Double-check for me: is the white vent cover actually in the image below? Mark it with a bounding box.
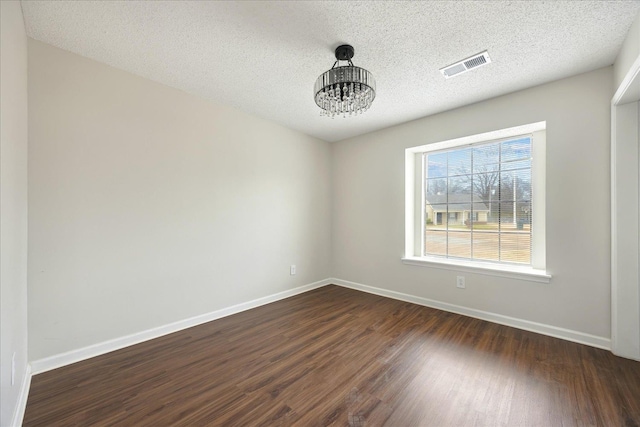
[440,51,491,79]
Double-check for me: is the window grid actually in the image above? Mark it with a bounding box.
[423,136,532,265]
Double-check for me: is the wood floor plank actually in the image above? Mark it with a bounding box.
[23,285,640,426]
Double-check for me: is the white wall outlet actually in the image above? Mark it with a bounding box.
[290,265,296,275]
[11,352,16,386]
[456,276,465,289]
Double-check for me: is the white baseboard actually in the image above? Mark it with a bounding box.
[30,279,331,375]
[11,364,32,427]
[30,276,612,378]
[331,278,611,350]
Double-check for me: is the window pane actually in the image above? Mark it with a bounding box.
[499,201,516,227]
[473,144,499,174]
[501,158,531,171]
[512,169,531,201]
[425,230,447,256]
[517,200,531,224]
[447,203,470,228]
[472,172,499,213]
[500,231,531,264]
[425,204,447,227]
[448,148,471,176]
[473,231,499,261]
[472,202,491,225]
[426,152,447,178]
[448,175,471,197]
[516,201,532,236]
[501,137,531,162]
[499,171,516,201]
[448,231,471,259]
[426,178,447,199]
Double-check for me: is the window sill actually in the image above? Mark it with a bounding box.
[401,256,551,283]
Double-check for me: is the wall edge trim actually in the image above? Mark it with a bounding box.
[612,54,640,105]
[11,363,32,427]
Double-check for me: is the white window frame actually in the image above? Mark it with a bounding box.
[403,122,551,283]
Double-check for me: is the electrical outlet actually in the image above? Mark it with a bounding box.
[11,352,16,386]
[290,265,296,275]
[456,276,465,289]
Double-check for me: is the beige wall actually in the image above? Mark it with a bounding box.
[332,67,613,338]
[1,2,29,426]
[28,40,332,361]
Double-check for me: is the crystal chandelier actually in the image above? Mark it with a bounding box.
[314,44,376,118]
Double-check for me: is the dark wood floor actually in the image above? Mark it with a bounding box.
[24,285,640,426]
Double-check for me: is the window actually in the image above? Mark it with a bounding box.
[403,122,549,282]
[424,136,532,264]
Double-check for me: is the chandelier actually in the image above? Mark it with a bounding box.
[314,44,376,118]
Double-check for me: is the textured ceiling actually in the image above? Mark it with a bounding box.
[21,1,640,142]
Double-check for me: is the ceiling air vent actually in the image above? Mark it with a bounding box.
[440,51,491,79]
